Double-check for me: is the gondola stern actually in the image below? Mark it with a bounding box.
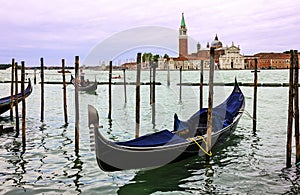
[27,78,33,94]
[233,77,242,93]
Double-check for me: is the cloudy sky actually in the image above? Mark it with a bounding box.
[0,0,299,66]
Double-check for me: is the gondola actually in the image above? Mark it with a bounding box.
[57,70,71,74]
[70,75,97,93]
[88,79,245,172]
[112,75,121,79]
[0,79,33,115]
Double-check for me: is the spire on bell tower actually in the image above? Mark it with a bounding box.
[181,13,186,28]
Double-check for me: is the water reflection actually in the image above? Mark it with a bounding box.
[60,126,84,194]
[1,70,293,194]
[281,167,300,194]
[2,136,27,191]
[117,157,199,194]
[70,153,83,193]
[117,129,244,194]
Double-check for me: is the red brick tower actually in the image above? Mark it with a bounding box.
[179,13,188,57]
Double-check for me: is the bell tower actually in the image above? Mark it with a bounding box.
[179,13,188,57]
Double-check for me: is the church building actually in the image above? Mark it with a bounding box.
[219,42,245,69]
[158,13,245,70]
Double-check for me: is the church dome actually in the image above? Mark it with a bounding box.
[211,34,222,48]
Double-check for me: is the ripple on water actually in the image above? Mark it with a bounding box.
[0,70,299,194]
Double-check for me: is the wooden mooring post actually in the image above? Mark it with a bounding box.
[206,47,215,161]
[200,60,204,110]
[34,69,37,85]
[293,50,299,164]
[152,63,156,127]
[74,56,80,153]
[14,62,19,136]
[122,68,127,104]
[62,59,68,125]
[108,61,112,119]
[167,65,170,86]
[21,61,26,146]
[150,64,153,105]
[253,58,258,132]
[286,50,299,167]
[135,53,141,138]
[179,66,182,103]
[40,58,44,122]
[10,58,15,121]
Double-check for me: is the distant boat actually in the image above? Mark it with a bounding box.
[112,75,121,79]
[70,75,97,93]
[57,70,71,74]
[88,79,245,172]
[0,79,33,115]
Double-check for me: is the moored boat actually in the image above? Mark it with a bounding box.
[0,79,33,115]
[88,79,245,172]
[70,75,97,93]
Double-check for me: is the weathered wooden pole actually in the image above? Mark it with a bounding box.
[34,69,37,85]
[74,56,80,153]
[286,50,294,168]
[293,50,299,164]
[40,58,44,122]
[150,64,153,105]
[14,62,19,136]
[10,58,15,121]
[253,58,258,132]
[200,60,204,109]
[21,61,26,146]
[206,47,215,160]
[152,64,156,104]
[62,59,68,125]
[135,53,142,138]
[108,61,112,119]
[179,66,182,103]
[123,68,127,104]
[167,65,170,86]
[152,63,156,127]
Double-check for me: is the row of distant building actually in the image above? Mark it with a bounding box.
[120,13,299,70]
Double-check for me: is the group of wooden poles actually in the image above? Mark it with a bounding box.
[6,49,255,158]
[9,59,27,147]
[286,50,299,168]
[6,49,299,165]
[7,57,69,150]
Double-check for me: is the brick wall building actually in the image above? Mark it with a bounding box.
[254,53,290,69]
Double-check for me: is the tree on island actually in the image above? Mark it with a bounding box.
[142,52,170,62]
[163,54,169,59]
[153,54,160,62]
[283,50,300,54]
[142,53,153,62]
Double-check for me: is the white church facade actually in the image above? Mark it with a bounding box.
[218,43,245,69]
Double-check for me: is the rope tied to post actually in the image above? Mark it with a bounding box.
[187,136,212,156]
[243,109,256,121]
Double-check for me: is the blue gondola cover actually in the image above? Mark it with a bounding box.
[116,130,187,147]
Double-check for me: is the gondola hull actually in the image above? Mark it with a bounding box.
[0,80,33,115]
[78,81,97,92]
[92,113,242,172]
[89,79,245,172]
[70,75,97,93]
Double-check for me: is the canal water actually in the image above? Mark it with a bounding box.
[0,69,299,194]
